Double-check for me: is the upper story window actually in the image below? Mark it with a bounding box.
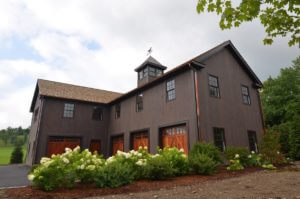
[34,107,39,122]
[208,75,220,98]
[149,67,156,77]
[156,68,162,76]
[241,85,251,105]
[143,68,148,78]
[139,71,143,80]
[136,93,143,112]
[213,127,226,151]
[92,106,103,121]
[139,67,163,80]
[166,79,176,101]
[115,103,121,119]
[63,103,74,118]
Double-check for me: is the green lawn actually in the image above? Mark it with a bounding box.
[0,146,27,165]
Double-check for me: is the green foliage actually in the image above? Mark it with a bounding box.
[10,144,23,164]
[196,0,300,46]
[259,132,285,165]
[247,152,262,167]
[158,147,189,176]
[144,155,174,180]
[261,57,300,159]
[189,142,222,163]
[226,154,244,171]
[188,153,219,175]
[225,146,250,166]
[95,161,135,188]
[0,126,29,147]
[262,163,276,170]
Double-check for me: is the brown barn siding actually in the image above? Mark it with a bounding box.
[197,48,264,148]
[107,70,198,154]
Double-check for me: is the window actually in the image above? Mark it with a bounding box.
[92,106,103,120]
[143,67,148,78]
[208,75,220,98]
[139,71,143,80]
[241,85,251,105]
[166,79,176,101]
[248,131,258,153]
[149,67,156,77]
[115,103,121,119]
[136,93,143,112]
[34,107,39,122]
[213,127,226,151]
[63,103,74,118]
[156,69,162,76]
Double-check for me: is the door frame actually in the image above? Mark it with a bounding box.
[129,128,150,151]
[110,133,124,156]
[46,135,82,156]
[158,121,190,152]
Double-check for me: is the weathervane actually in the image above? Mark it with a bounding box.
[147,47,152,56]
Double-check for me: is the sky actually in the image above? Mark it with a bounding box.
[0,0,299,129]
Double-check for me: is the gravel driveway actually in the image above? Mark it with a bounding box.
[0,164,31,188]
[88,170,300,199]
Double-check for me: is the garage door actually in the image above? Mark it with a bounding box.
[112,136,124,155]
[89,139,101,154]
[132,132,149,151]
[47,137,80,157]
[162,125,188,155]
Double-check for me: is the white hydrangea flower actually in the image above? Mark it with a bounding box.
[248,155,252,158]
[235,154,240,159]
[152,154,160,158]
[136,159,147,166]
[87,160,91,164]
[124,153,131,159]
[28,174,35,181]
[182,154,187,158]
[80,164,85,170]
[137,153,142,157]
[40,157,51,164]
[86,165,96,171]
[43,160,53,168]
[277,151,280,154]
[251,151,255,154]
[65,147,72,152]
[138,146,143,150]
[106,156,115,164]
[180,148,185,153]
[144,146,148,150]
[73,146,80,152]
[51,154,56,158]
[62,157,69,164]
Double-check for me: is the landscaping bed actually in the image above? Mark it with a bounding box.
[4,166,265,199]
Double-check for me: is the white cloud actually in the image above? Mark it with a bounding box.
[0,0,298,129]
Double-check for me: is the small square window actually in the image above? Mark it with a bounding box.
[241,85,251,105]
[63,103,74,118]
[208,75,220,98]
[92,106,103,120]
[213,127,226,151]
[166,80,175,101]
[136,93,143,112]
[115,103,121,119]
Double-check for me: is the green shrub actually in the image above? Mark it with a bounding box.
[95,161,135,188]
[144,155,174,180]
[260,132,285,164]
[158,147,189,176]
[188,153,218,175]
[247,152,262,167]
[10,144,23,164]
[225,146,250,166]
[289,116,300,160]
[226,154,244,171]
[189,142,222,163]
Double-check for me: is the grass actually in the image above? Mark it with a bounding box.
[0,146,27,165]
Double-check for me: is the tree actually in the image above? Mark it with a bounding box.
[196,0,300,46]
[10,144,24,164]
[261,56,300,159]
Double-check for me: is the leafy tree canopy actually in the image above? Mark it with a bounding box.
[261,56,300,159]
[196,0,300,46]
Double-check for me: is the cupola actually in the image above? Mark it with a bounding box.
[135,56,167,87]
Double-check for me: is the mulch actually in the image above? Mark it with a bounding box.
[4,166,270,199]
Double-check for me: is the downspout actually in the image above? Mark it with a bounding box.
[189,64,201,142]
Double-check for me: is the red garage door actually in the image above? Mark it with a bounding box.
[112,136,124,155]
[89,139,101,154]
[47,137,80,157]
[162,125,188,155]
[132,132,149,151]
